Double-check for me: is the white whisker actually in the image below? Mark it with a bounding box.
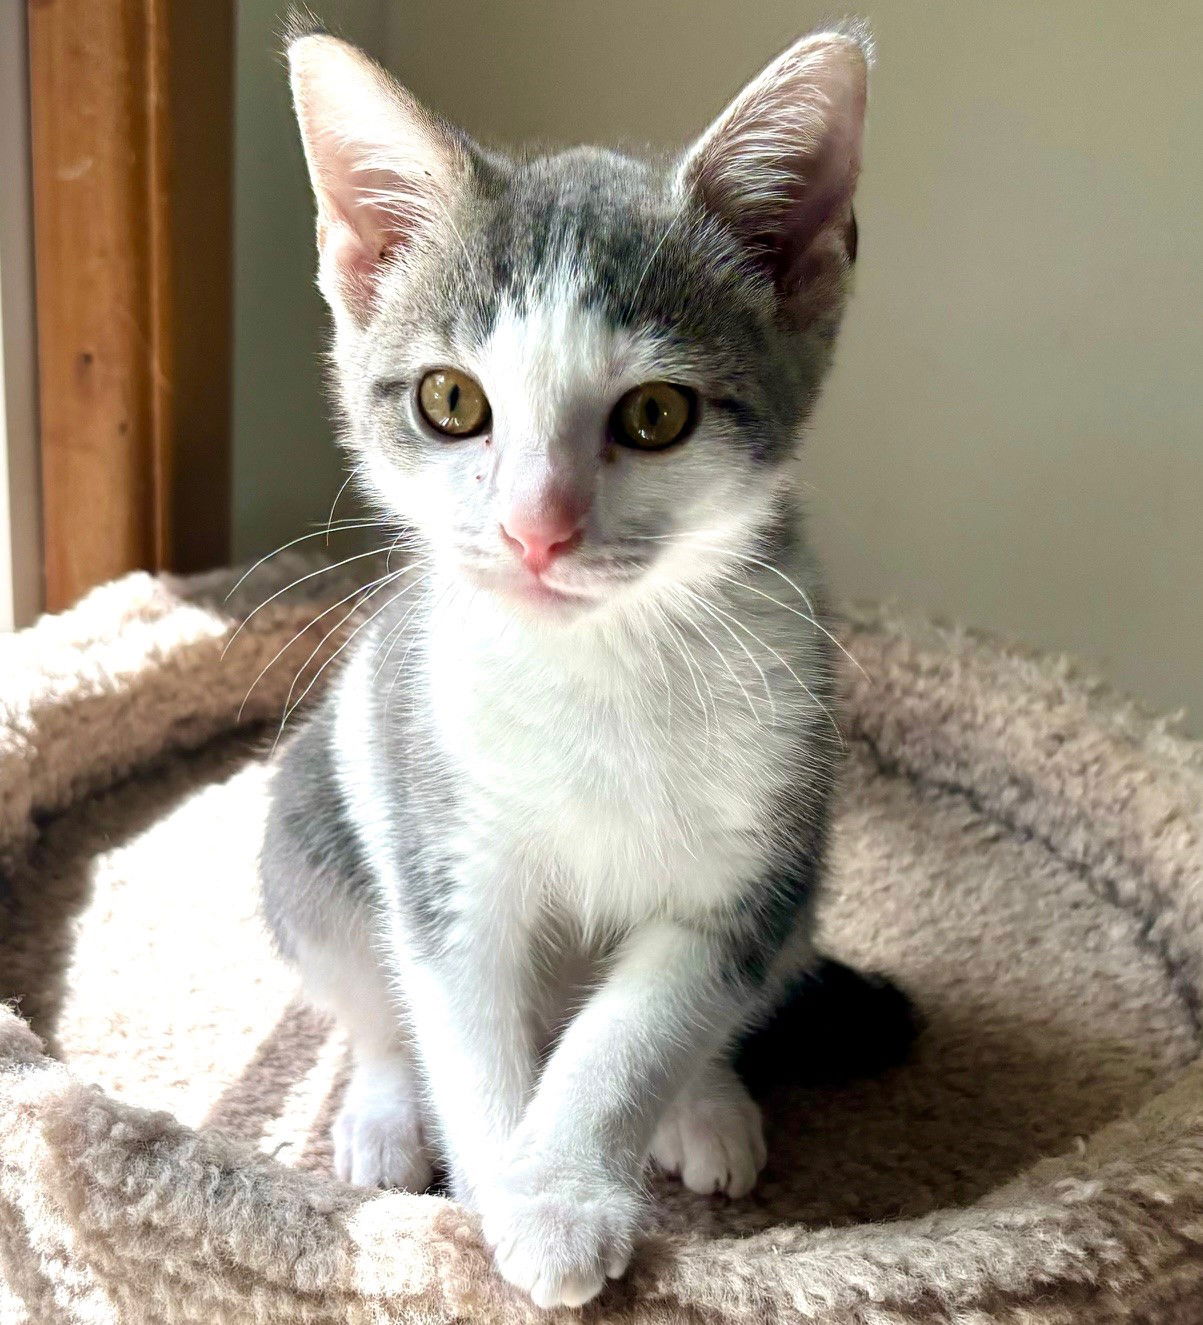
[222,546,391,658]
[672,586,763,725]
[237,562,410,721]
[371,570,435,681]
[712,603,844,748]
[274,567,431,751]
[278,548,423,723]
[323,467,364,543]
[677,586,777,724]
[385,577,458,724]
[628,528,867,678]
[224,519,388,602]
[720,554,868,679]
[657,604,717,749]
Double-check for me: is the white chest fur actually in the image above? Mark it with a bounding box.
[424,595,794,929]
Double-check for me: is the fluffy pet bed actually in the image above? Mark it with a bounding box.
[2,560,1202,1324]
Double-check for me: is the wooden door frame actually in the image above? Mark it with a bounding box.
[27,0,234,613]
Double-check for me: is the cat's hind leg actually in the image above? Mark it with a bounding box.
[261,711,434,1192]
[305,933,433,1191]
[650,958,918,1198]
[649,1057,766,1198]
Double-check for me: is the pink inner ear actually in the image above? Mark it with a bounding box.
[319,167,434,320]
[771,110,864,289]
[681,35,867,299]
[323,218,386,315]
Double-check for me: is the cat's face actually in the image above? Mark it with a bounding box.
[344,152,821,619]
[290,29,867,622]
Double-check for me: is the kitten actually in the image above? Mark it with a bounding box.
[262,22,886,1309]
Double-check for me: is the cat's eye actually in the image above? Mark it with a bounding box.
[417,368,491,437]
[611,382,697,451]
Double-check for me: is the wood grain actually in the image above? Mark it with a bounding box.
[28,0,232,611]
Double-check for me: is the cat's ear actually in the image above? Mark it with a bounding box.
[288,33,470,324]
[678,29,869,311]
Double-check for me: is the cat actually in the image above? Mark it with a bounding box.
[261,20,900,1310]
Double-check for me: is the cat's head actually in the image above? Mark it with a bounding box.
[290,25,868,621]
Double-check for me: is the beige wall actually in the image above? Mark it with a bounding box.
[232,0,387,562]
[0,0,40,630]
[234,2,1201,729]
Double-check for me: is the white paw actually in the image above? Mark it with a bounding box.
[481,1168,641,1309]
[650,1068,766,1198]
[333,1057,433,1191]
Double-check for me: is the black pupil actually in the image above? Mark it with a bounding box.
[644,396,662,428]
[447,383,461,413]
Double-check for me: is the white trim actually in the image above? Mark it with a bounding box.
[0,3,41,630]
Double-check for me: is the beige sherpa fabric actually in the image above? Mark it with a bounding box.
[1,560,1202,1323]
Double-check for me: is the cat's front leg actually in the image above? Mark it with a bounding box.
[396,874,538,1204]
[480,920,754,1309]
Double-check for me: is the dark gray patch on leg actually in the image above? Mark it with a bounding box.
[259,700,376,960]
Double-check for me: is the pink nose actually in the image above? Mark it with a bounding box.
[500,506,585,574]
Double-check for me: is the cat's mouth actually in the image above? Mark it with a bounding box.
[493,565,606,610]
[450,538,658,616]
[456,556,632,614]
[511,575,594,606]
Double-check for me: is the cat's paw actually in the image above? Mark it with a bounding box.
[481,1167,641,1308]
[650,1068,766,1198]
[333,1057,433,1191]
